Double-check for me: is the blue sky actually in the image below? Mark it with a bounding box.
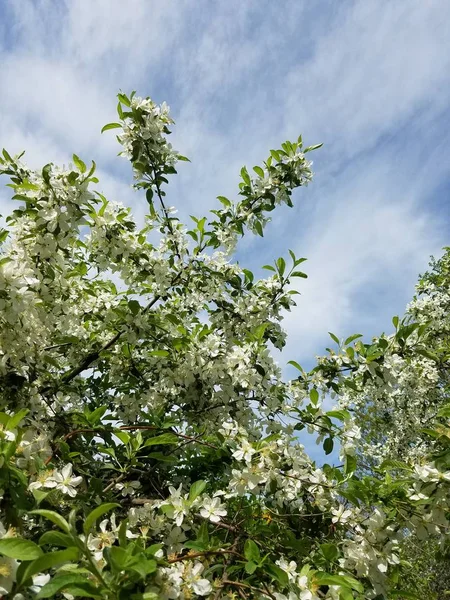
[0,1,449,381]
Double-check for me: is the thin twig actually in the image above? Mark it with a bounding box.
[168,549,243,564]
[62,425,217,449]
[221,580,275,599]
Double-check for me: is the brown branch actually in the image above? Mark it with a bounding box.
[104,473,125,493]
[214,531,241,599]
[43,424,217,466]
[168,549,243,564]
[131,498,154,505]
[62,424,216,449]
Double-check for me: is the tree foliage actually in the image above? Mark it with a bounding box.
[0,91,448,599]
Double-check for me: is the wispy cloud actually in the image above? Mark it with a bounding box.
[0,0,448,374]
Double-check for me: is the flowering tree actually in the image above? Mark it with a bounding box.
[329,248,450,598]
[0,91,448,600]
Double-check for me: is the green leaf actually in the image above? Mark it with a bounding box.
[245,561,257,574]
[147,452,177,463]
[6,408,28,430]
[217,195,231,207]
[378,459,411,472]
[304,143,323,153]
[244,539,260,563]
[130,558,157,579]
[291,271,307,278]
[276,257,286,276]
[39,531,74,548]
[240,166,251,186]
[36,575,100,599]
[323,437,334,455]
[265,562,289,586]
[344,454,357,475]
[328,332,340,344]
[189,480,206,502]
[31,489,50,506]
[288,360,303,373]
[18,548,79,585]
[143,433,178,447]
[146,543,163,557]
[107,546,135,572]
[315,573,363,592]
[437,404,450,418]
[326,410,350,421]
[58,584,102,598]
[42,163,52,184]
[30,510,71,534]
[253,166,264,178]
[130,593,159,600]
[87,406,107,426]
[270,149,280,161]
[114,430,130,444]
[72,154,86,173]
[118,518,129,548]
[149,350,170,357]
[128,299,141,315]
[255,363,266,377]
[117,93,131,107]
[101,122,122,133]
[343,378,359,392]
[339,588,354,600]
[83,503,120,535]
[344,333,363,345]
[0,538,43,560]
[2,148,13,162]
[254,220,264,237]
[320,543,339,562]
[309,388,319,405]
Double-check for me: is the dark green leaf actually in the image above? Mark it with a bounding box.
[128,299,141,315]
[323,437,334,455]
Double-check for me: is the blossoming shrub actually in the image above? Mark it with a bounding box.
[0,91,448,599]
